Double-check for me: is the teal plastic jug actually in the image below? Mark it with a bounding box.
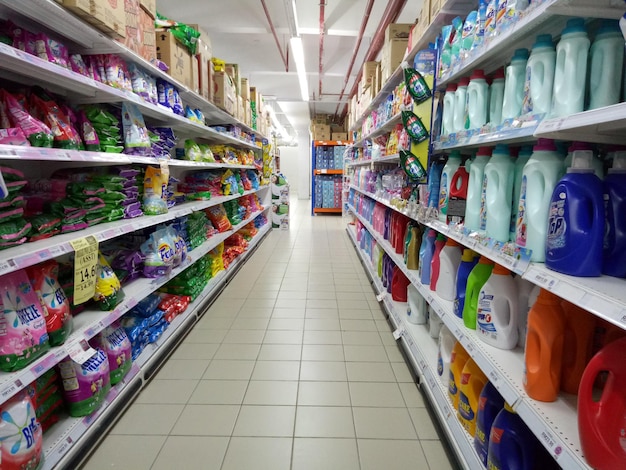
[453,77,470,132]
[484,144,515,242]
[510,145,532,241]
[515,139,564,262]
[589,20,625,110]
[489,68,505,125]
[564,141,604,179]
[438,151,463,222]
[551,18,590,117]
[522,35,556,115]
[502,49,528,121]
[466,147,492,232]
[442,83,457,136]
[467,69,489,129]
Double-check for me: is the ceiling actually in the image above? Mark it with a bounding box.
[158,0,425,138]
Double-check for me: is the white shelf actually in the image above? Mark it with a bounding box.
[345,154,400,168]
[351,113,403,148]
[41,222,271,469]
[347,207,591,469]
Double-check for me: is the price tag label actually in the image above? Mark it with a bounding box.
[66,337,97,365]
[70,236,99,305]
[321,169,328,174]
[532,271,556,290]
[0,258,16,275]
[465,341,475,353]
[55,437,73,457]
[489,370,500,384]
[1,381,18,400]
[392,328,403,340]
[540,428,558,452]
[428,376,437,389]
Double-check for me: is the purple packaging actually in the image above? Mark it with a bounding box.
[94,325,132,385]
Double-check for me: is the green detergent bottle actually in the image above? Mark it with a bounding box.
[462,256,494,330]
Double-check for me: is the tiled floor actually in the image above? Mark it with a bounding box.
[83,198,457,470]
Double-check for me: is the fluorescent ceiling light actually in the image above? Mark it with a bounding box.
[283,0,299,36]
[290,37,309,102]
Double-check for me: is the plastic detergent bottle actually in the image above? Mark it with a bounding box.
[454,249,478,318]
[438,151,463,222]
[523,289,565,402]
[578,336,626,470]
[404,224,422,270]
[560,302,595,395]
[463,256,494,330]
[502,49,529,121]
[603,151,626,278]
[484,144,515,242]
[429,234,447,291]
[436,238,463,301]
[466,147,492,232]
[449,342,471,410]
[515,277,536,349]
[452,77,470,132]
[391,267,410,302]
[428,158,445,209]
[407,284,428,325]
[546,150,604,277]
[458,358,488,436]
[429,305,443,338]
[437,325,456,386]
[489,68,505,125]
[589,20,625,110]
[510,145,532,241]
[564,141,603,179]
[447,165,469,225]
[475,381,505,467]
[515,139,564,262]
[477,264,519,350]
[419,229,437,285]
[466,69,489,129]
[522,34,556,115]
[442,83,457,135]
[551,18,590,118]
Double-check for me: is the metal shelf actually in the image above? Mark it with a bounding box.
[345,154,400,168]
[314,208,342,213]
[351,113,403,148]
[314,169,343,175]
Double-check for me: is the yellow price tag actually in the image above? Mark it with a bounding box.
[70,235,99,305]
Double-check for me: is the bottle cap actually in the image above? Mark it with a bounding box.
[504,402,515,413]
[562,17,587,35]
[492,67,505,80]
[596,19,622,37]
[461,249,475,262]
[478,255,495,265]
[533,138,557,152]
[458,77,470,87]
[446,83,458,92]
[470,69,487,80]
[509,146,520,158]
[609,151,626,174]
[493,144,510,156]
[449,150,463,160]
[519,145,533,157]
[476,146,493,157]
[492,264,511,276]
[568,141,594,153]
[568,150,595,174]
[512,48,529,61]
[445,238,460,247]
[427,230,437,239]
[436,233,447,241]
[533,34,554,49]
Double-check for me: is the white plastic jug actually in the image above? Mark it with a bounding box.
[551,18,590,118]
[522,35,555,115]
[588,20,624,110]
[502,48,528,121]
[515,276,536,349]
[476,264,519,349]
[466,147,492,232]
[438,326,456,386]
[510,145,532,241]
[438,151,463,222]
[407,284,428,325]
[429,305,443,339]
[515,139,564,262]
[489,68,505,125]
[442,83,457,136]
[467,69,489,129]
[436,239,463,301]
[453,77,470,132]
[484,144,515,242]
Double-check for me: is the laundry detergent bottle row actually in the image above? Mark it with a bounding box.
[466,147,492,232]
[453,77,470,133]
[603,151,626,278]
[502,48,528,121]
[436,238,463,301]
[489,68,505,126]
[475,381,505,466]
[463,256,494,330]
[588,20,625,110]
[522,34,555,115]
[484,144,514,242]
[454,249,479,318]
[561,301,595,395]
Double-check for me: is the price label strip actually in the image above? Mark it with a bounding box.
[70,236,99,305]
[66,337,98,365]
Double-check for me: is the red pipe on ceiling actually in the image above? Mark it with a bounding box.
[261,0,289,72]
[319,1,326,97]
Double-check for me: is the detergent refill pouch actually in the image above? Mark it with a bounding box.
[402,111,429,143]
[0,393,43,470]
[121,102,151,155]
[93,254,124,311]
[404,68,432,104]
[400,150,427,181]
[461,11,478,56]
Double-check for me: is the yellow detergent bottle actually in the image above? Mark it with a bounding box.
[449,341,471,410]
[458,358,488,436]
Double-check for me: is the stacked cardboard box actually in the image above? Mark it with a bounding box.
[156,29,193,88]
[139,8,156,61]
[213,72,237,115]
[409,4,431,53]
[60,0,125,38]
[187,24,213,100]
[380,23,411,85]
[311,114,332,141]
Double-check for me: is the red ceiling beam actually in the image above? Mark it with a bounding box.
[261,0,289,72]
[319,0,326,97]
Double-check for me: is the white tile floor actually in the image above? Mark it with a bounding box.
[83,198,457,470]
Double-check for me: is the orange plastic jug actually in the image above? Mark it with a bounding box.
[449,341,471,410]
[578,337,626,470]
[560,301,595,395]
[458,358,488,436]
[523,289,565,402]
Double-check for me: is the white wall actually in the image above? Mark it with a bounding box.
[278,146,299,196]
[278,132,312,200]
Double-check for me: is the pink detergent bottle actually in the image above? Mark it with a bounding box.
[430,234,447,291]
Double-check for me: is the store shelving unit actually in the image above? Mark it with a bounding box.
[312,140,349,215]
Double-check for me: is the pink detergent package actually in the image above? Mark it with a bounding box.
[27,260,72,346]
[1,90,53,147]
[57,348,111,417]
[93,324,132,385]
[0,393,43,470]
[0,270,50,372]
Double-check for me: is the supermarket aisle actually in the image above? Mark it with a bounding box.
[84,198,457,470]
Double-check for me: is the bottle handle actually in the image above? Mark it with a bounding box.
[579,358,603,410]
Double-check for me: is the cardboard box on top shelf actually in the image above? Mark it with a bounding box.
[430,0,443,20]
[189,25,212,99]
[385,23,413,42]
[361,61,379,90]
[119,0,141,55]
[238,95,244,122]
[60,0,125,39]
[140,8,156,62]
[225,64,240,94]
[250,86,259,105]
[240,78,250,101]
[156,29,193,88]
[381,38,408,84]
[187,24,213,56]
[213,71,236,115]
[375,62,382,94]
[332,132,348,141]
[139,0,156,19]
[409,5,431,53]
[192,53,200,95]
[245,100,251,126]
[207,59,215,101]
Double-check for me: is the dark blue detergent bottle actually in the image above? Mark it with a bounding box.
[546,150,605,276]
[603,151,626,277]
[454,248,478,318]
[419,229,437,285]
[428,158,445,210]
[474,381,505,467]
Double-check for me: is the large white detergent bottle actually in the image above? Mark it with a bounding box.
[551,18,590,118]
[588,20,625,110]
[477,264,519,350]
[436,239,463,301]
[522,35,556,115]
[515,138,565,262]
[466,147,492,232]
[502,49,529,121]
[442,83,457,136]
[438,151,463,222]
[453,77,470,133]
[407,284,428,325]
[484,144,515,242]
[467,69,489,129]
[437,325,456,386]
[510,145,533,241]
[489,68,505,126]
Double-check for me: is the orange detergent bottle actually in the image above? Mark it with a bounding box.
[578,337,626,470]
[449,341,471,410]
[523,289,565,402]
[560,301,595,395]
[458,358,488,436]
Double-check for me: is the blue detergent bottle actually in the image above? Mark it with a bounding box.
[546,150,605,276]
[474,381,505,467]
[428,158,446,209]
[419,229,437,285]
[603,151,626,277]
[454,248,478,318]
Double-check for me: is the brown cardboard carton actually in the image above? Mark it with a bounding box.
[225,64,240,94]
[431,0,443,20]
[313,131,331,141]
[207,60,215,101]
[192,53,200,95]
[213,71,236,115]
[139,0,156,19]
[120,0,141,55]
[245,100,251,126]
[140,9,156,61]
[187,24,213,58]
[61,0,125,38]
[250,87,259,105]
[156,29,193,88]
[385,23,413,42]
[331,132,348,141]
[381,38,408,79]
[240,78,250,101]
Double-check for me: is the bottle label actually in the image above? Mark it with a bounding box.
[459,390,475,421]
[480,173,488,230]
[477,291,497,339]
[439,173,448,214]
[516,175,528,246]
[437,351,443,377]
[546,192,567,250]
[522,65,532,114]
[449,369,458,396]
